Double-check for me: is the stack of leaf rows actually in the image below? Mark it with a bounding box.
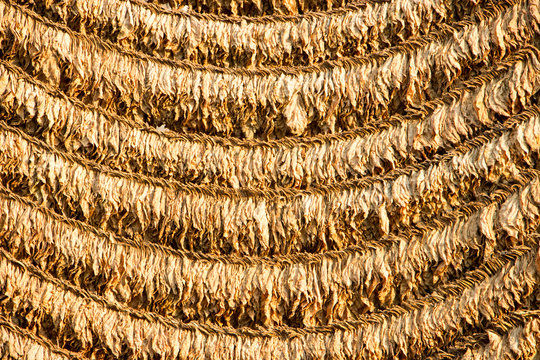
[0,0,539,358]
